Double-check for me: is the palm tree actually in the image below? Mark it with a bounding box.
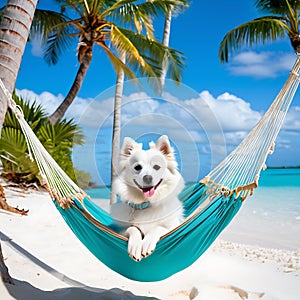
[31,0,187,125]
[0,0,38,284]
[219,0,300,63]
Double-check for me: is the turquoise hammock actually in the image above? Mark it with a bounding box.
[53,183,242,281]
[1,56,299,282]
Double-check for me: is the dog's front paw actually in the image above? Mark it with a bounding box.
[126,226,143,262]
[141,235,159,258]
[128,241,143,262]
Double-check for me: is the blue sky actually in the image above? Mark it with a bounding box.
[8,0,300,185]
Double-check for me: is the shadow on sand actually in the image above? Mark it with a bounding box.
[5,279,160,300]
[1,232,160,299]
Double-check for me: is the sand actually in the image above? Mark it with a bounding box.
[0,185,299,300]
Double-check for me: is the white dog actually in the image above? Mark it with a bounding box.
[110,135,185,261]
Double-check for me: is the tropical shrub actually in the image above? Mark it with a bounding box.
[0,93,86,185]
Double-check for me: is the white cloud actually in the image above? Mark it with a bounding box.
[201,91,262,131]
[16,87,300,154]
[224,131,248,146]
[16,88,95,120]
[228,51,295,78]
[282,105,300,131]
[233,51,269,64]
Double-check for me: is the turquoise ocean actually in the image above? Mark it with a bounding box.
[86,168,300,251]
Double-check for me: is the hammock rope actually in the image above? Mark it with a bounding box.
[209,61,300,191]
[0,56,299,281]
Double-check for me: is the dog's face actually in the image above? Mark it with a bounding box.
[117,135,182,203]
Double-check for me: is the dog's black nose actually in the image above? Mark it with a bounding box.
[143,175,153,185]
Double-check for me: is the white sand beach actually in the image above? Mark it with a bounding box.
[1,185,299,300]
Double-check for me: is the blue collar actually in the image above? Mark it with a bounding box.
[128,201,150,210]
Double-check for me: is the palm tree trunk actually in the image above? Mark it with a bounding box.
[160,10,172,89]
[48,49,93,125]
[0,0,38,127]
[0,0,38,285]
[110,53,125,204]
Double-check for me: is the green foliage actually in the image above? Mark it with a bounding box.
[31,0,188,84]
[219,0,300,62]
[0,94,85,185]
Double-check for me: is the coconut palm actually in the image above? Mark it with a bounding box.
[219,0,300,63]
[0,0,38,284]
[31,0,187,124]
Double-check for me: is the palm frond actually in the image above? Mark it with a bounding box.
[36,119,84,177]
[255,0,300,14]
[0,127,39,181]
[256,0,299,34]
[89,0,115,13]
[219,17,287,63]
[110,25,158,78]
[106,0,188,37]
[106,2,154,38]
[0,128,28,155]
[4,95,47,131]
[98,41,137,80]
[43,25,75,65]
[132,0,188,16]
[54,0,86,16]
[115,27,185,82]
[30,8,76,65]
[54,119,85,146]
[30,9,69,40]
[100,0,137,19]
[38,119,84,146]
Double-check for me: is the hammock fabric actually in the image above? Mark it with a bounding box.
[1,56,299,282]
[52,183,242,281]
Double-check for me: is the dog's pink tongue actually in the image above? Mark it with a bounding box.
[143,187,155,198]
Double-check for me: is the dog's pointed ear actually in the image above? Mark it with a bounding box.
[121,137,141,156]
[156,136,178,172]
[156,135,175,159]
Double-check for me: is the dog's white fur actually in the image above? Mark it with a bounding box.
[110,135,184,261]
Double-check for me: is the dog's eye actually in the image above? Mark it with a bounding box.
[153,165,161,171]
[134,164,143,172]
